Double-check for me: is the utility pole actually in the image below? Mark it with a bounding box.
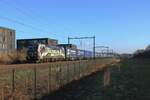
[93,36,95,59]
[68,36,96,59]
[68,36,70,44]
[95,46,109,57]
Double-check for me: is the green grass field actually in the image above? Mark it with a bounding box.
[104,58,150,100]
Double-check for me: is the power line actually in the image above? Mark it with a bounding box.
[16,29,39,35]
[0,0,51,33]
[0,15,49,33]
[13,0,51,24]
[0,0,67,39]
[0,15,67,39]
[0,0,51,27]
[68,36,96,59]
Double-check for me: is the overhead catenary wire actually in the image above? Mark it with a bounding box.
[0,0,51,27]
[0,15,66,38]
[12,0,51,25]
[0,0,67,38]
[0,15,49,33]
[16,29,40,36]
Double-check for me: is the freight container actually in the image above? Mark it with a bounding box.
[17,38,58,50]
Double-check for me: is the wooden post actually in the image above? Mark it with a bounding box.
[59,63,62,88]
[1,87,4,100]
[103,65,110,87]
[33,67,37,100]
[118,63,121,72]
[12,69,15,100]
[48,65,51,93]
[79,61,81,78]
[12,69,15,92]
[73,62,76,80]
[67,62,69,83]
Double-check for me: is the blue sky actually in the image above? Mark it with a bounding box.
[0,0,150,53]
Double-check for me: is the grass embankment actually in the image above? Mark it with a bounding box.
[41,58,150,100]
[105,58,150,100]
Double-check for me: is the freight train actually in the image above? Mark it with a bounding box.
[26,43,95,62]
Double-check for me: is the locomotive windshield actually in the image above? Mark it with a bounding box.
[27,43,39,61]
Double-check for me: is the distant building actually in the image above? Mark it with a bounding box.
[0,27,16,52]
[17,38,58,50]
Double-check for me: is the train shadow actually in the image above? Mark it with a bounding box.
[40,71,104,100]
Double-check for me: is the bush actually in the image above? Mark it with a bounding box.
[0,49,27,64]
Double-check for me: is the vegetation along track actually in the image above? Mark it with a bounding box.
[42,58,150,100]
[0,57,119,100]
[103,58,150,100]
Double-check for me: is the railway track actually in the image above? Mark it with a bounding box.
[0,60,88,68]
[0,58,118,69]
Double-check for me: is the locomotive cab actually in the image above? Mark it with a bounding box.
[27,44,39,62]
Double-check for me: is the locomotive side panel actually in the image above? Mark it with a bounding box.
[39,45,65,60]
[27,44,65,62]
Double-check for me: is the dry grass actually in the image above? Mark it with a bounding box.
[0,49,27,64]
[0,58,118,99]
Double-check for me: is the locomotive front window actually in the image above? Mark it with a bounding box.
[39,40,47,44]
